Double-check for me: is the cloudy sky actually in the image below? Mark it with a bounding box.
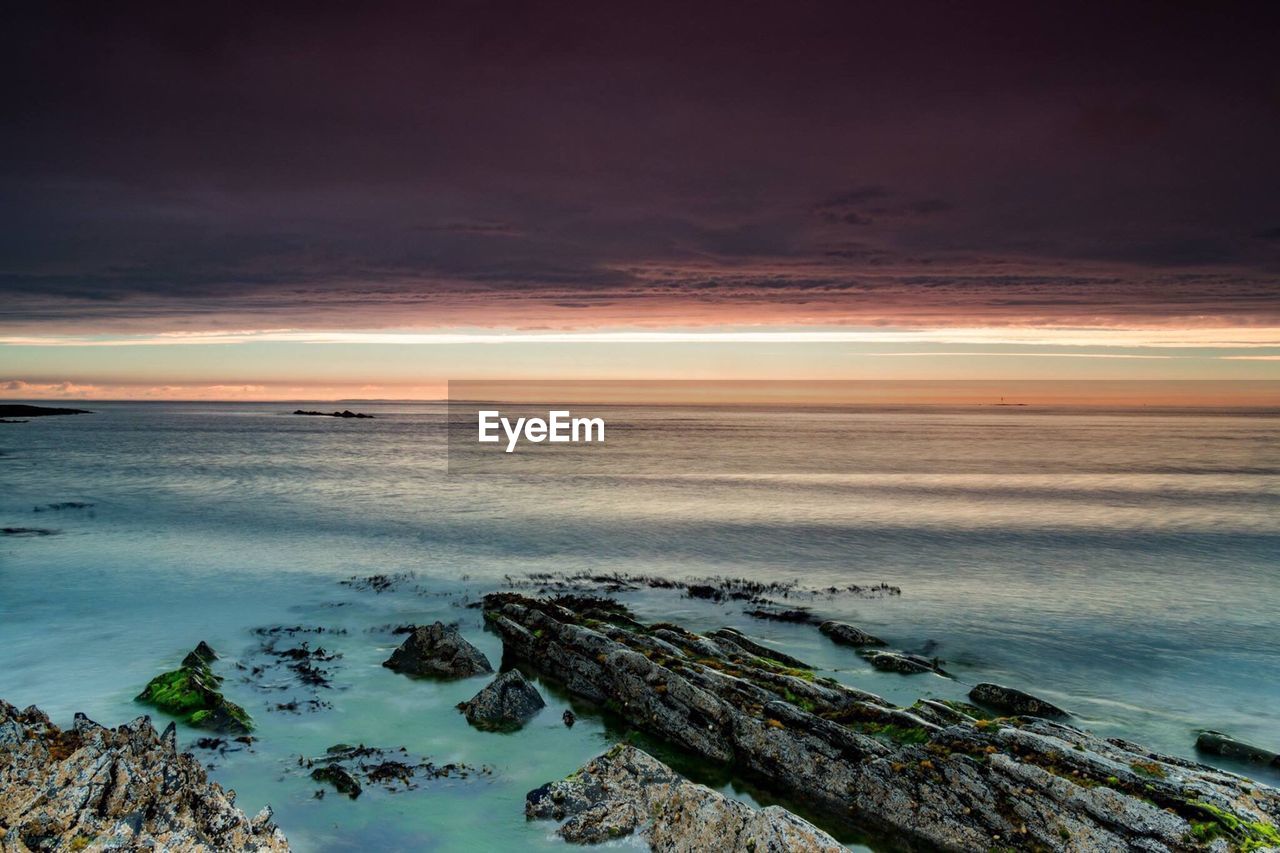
[2,1,1278,399]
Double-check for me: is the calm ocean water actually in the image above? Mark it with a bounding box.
[2,401,1278,851]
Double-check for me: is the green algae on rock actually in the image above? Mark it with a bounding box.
[136,642,254,734]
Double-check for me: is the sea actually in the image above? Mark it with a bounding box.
[2,401,1278,851]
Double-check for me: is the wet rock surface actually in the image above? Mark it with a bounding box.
[382,621,492,678]
[969,682,1068,718]
[0,700,288,851]
[136,642,255,733]
[458,670,546,730]
[1197,731,1280,767]
[819,620,886,647]
[527,744,845,851]
[486,592,1280,853]
[860,648,949,676]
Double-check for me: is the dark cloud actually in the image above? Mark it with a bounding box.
[1,0,1278,332]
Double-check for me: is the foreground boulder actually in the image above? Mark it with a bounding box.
[485,593,1280,852]
[527,744,844,851]
[969,682,1068,718]
[0,700,288,851]
[1197,731,1280,767]
[382,622,492,678]
[458,670,546,730]
[136,642,254,733]
[819,620,885,647]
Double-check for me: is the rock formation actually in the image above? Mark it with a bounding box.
[819,620,886,647]
[135,642,254,733]
[0,700,288,851]
[382,622,492,678]
[527,744,845,851]
[457,670,546,730]
[969,682,1068,718]
[485,592,1280,852]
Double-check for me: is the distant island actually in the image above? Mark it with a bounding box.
[292,409,374,419]
[0,404,93,421]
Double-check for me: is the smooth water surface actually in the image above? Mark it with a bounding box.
[2,402,1278,851]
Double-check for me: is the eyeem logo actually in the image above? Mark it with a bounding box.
[477,410,605,452]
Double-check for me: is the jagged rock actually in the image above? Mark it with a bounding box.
[136,642,254,733]
[485,593,1280,853]
[819,620,886,647]
[860,649,949,676]
[527,744,844,851]
[458,670,546,730]
[382,622,492,678]
[969,682,1068,718]
[1197,731,1280,767]
[0,700,288,851]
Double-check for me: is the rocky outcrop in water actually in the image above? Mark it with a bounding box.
[1197,731,1280,768]
[458,670,545,730]
[292,409,373,419]
[0,405,91,418]
[136,642,254,733]
[0,700,288,851]
[382,622,492,678]
[969,682,1068,718]
[485,592,1280,852]
[527,744,845,851]
[860,648,949,676]
[819,620,886,647]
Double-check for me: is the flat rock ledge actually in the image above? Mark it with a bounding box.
[0,699,288,851]
[527,744,844,851]
[382,621,492,678]
[484,593,1280,853]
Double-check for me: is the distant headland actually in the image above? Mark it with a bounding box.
[0,404,93,422]
[292,409,374,419]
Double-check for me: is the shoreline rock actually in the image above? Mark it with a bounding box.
[969,682,1068,718]
[1197,730,1280,767]
[819,620,886,647]
[382,621,492,678]
[0,700,288,850]
[458,670,546,730]
[527,744,845,851]
[136,642,254,733]
[485,592,1280,852]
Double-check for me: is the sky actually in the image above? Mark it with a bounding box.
[2,1,1278,401]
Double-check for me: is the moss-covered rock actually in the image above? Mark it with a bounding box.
[135,642,254,733]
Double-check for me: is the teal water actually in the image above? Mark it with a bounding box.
[1,402,1278,851]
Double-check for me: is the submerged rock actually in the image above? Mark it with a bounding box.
[382,622,492,678]
[860,649,949,676]
[819,620,886,647]
[299,743,492,798]
[0,700,288,851]
[708,627,811,669]
[486,593,1280,853]
[527,744,844,851]
[136,642,254,733]
[1197,730,1280,767]
[458,670,546,730]
[970,682,1068,718]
